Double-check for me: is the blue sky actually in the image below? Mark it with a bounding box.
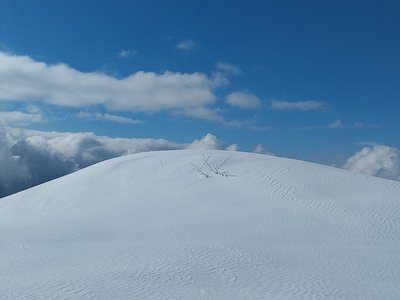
[0,0,399,165]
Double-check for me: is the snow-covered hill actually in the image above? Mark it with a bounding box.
[0,150,399,299]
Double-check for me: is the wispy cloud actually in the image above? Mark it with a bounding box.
[355,141,381,147]
[328,119,379,129]
[270,99,327,111]
[77,112,142,124]
[180,108,270,130]
[222,120,271,130]
[117,49,138,58]
[180,107,225,123]
[0,111,44,126]
[225,91,262,109]
[301,119,380,130]
[176,40,196,51]
[328,119,345,128]
[216,62,242,75]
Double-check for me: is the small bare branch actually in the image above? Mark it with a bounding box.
[214,156,231,172]
[191,162,212,178]
[191,153,234,179]
[200,153,212,171]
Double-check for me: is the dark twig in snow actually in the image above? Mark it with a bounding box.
[191,153,234,178]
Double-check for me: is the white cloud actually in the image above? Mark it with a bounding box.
[0,125,236,198]
[0,52,267,125]
[343,145,400,181]
[177,107,269,130]
[176,40,196,51]
[0,52,219,118]
[225,91,262,109]
[253,144,273,155]
[209,71,229,88]
[180,107,225,123]
[328,119,375,129]
[216,62,242,75]
[226,144,238,151]
[298,119,380,130]
[302,119,379,130]
[270,99,326,111]
[187,133,236,151]
[0,111,44,125]
[77,112,142,124]
[117,49,138,58]
[328,119,344,128]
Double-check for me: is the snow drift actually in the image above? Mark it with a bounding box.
[0,150,399,299]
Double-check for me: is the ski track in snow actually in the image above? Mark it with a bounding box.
[0,150,400,299]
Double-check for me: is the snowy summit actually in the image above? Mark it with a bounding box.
[0,150,399,299]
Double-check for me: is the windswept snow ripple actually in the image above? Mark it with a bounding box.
[0,150,399,299]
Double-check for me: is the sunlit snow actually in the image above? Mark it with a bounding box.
[0,150,399,299]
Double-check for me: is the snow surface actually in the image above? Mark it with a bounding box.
[0,150,399,299]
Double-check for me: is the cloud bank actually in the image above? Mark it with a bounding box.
[343,145,400,181]
[2,122,398,198]
[0,125,235,198]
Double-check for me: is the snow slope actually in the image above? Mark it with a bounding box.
[0,150,399,299]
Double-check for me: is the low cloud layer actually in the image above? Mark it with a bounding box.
[0,125,235,198]
[2,121,397,198]
[343,145,400,181]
